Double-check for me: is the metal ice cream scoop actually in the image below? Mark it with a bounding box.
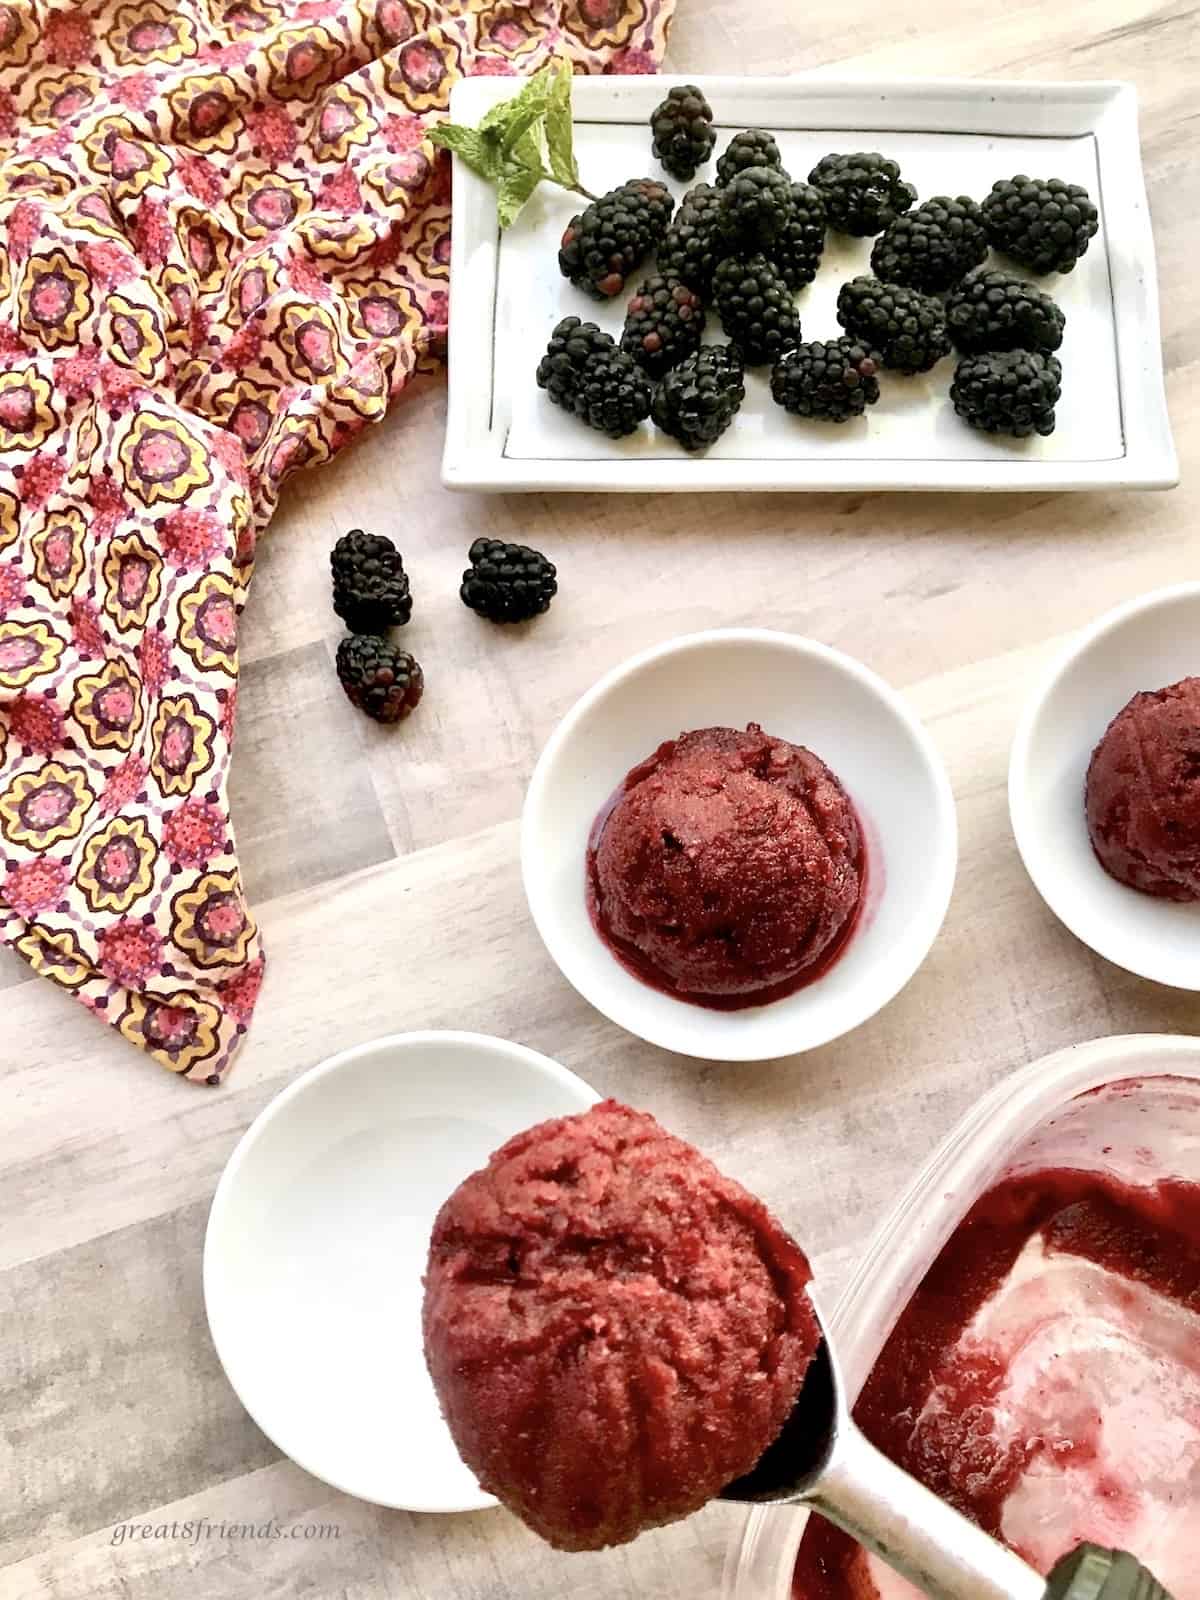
[719,1330,1174,1600]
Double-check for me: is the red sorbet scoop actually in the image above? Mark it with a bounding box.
[422,1099,820,1551]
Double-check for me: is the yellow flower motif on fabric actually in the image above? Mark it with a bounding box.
[384,25,459,114]
[472,0,546,58]
[232,172,310,240]
[230,252,280,323]
[119,412,213,506]
[167,71,245,154]
[208,376,277,455]
[0,369,58,453]
[77,816,158,915]
[31,506,87,602]
[312,84,375,163]
[17,925,93,990]
[155,263,193,349]
[0,3,40,66]
[68,406,101,484]
[102,531,163,632]
[20,249,93,352]
[150,694,216,798]
[1,158,72,199]
[29,70,100,126]
[346,277,418,343]
[179,572,238,677]
[363,155,430,210]
[171,870,256,970]
[176,206,232,293]
[278,301,348,385]
[0,620,64,691]
[0,489,19,554]
[119,990,223,1075]
[224,0,283,34]
[266,24,343,102]
[361,0,430,52]
[73,659,144,752]
[83,115,172,197]
[105,291,167,380]
[0,762,93,849]
[413,213,450,281]
[295,215,377,264]
[561,0,646,50]
[69,188,127,243]
[262,414,328,489]
[109,0,198,65]
[329,351,393,423]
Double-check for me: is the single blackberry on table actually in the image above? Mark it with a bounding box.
[950,348,1062,438]
[716,129,783,185]
[835,276,950,374]
[719,163,794,253]
[558,178,674,300]
[713,254,801,367]
[461,539,557,624]
[330,529,412,632]
[650,84,716,181]
[656,183,724,297]
[981,176,1099,275]
[808,152,917,237]
[620,275,706,379]
[770,339,882,423]
[652,344,745,452]
[336,635,423,724]
[769,181,826,291]
[536,317,652,437]
[945,266,1066,354]
[870,195,988,293]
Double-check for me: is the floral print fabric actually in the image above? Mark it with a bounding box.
[0,0,673,1081]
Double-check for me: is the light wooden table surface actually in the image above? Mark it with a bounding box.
[5,4,1200,1598]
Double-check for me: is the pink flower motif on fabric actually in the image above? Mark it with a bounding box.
[98,919,162,987]
[4,857,68,918]
[163,799,226,866]
[9,694,64,753]
[100,756,148,815]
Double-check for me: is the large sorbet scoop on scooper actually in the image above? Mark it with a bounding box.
[422,1102,1174,1599]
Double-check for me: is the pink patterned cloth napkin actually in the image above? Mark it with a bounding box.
[0,0,674,1081]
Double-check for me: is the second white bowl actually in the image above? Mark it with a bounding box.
[521,629,957,1061]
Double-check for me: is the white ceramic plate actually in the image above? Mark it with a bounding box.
[443,76,1176,493]
[1009,584,1200,990]
[203,1031,599,1512]
[521,629,957,1061]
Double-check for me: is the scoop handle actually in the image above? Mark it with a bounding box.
[1046,1547,1175,1600]
[806,1419,1044,1600]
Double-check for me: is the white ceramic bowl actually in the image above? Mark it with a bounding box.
[1009,583,1200,990]
[522,629,958,1061]
[203,1031,598,1512]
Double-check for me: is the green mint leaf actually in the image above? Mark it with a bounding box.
[497,161,543,228]
[479,64,551,137]
[544,58,579,189]
[428,122,502,181]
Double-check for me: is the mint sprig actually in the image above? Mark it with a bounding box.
[430,58,596,228]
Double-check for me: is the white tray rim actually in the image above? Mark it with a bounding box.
[442,75,1178,494]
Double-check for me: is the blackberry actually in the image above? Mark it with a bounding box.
[870,195,988,293]
[620,275,706,379]
[652,344,745,452]
[808,152,916,237]
[770,339,882,423]
[460,538,557,624]
[950,349,1062,438]
[720,164,794,253]
[336,635,423,724]
[945,266,1066,354]
[656,183,724,297]
[770,181,826,291]
[835,276,950,375]
[330,529,412,633]
[650,84,715,181]
[536,317,652,438]
[713,254,801,366]
[716,129,783,185]
[981,176,1099,275]
[558,178,674,300]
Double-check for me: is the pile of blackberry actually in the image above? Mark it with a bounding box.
[540,115,1090,446]
[331,529,423,725]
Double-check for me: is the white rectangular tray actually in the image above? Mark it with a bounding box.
[442,76,1177,494]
